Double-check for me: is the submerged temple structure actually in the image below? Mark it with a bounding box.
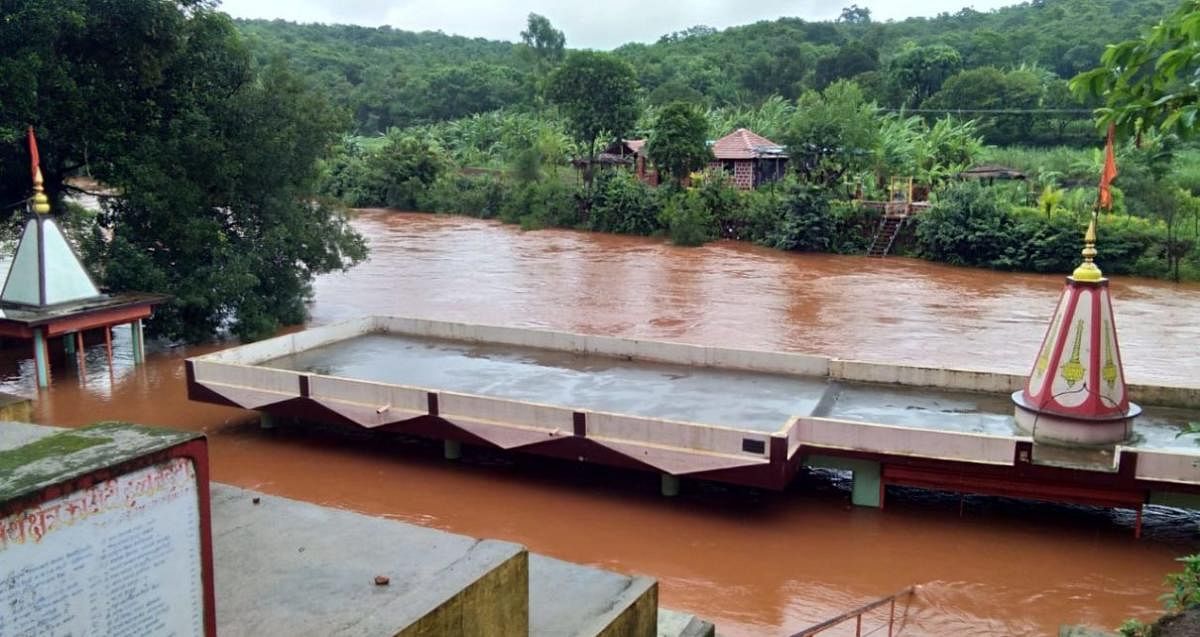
[1012,218,1142,445]
[1,129,167,388]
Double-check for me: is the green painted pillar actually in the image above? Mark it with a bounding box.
[64,333,75,355]
[661,474,680,497]
[850,462,882,508]
[32,328,50,389]
[131,320,145,365]
[805,454,883,508]
[444,440,462,461]
[259,412,276,430]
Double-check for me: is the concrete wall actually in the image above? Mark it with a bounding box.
[829,359,1025,394]
[586,412,773,459]
[372,316,830,378]
[398,550,529,637]
[1129,447,1200,484]
[595,580,658,637]
[438,392,574,433]
[793,417,1025,465]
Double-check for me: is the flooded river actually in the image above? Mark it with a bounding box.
[11,210,1200,635]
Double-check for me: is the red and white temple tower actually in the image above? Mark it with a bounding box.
[1011,218,1141,445]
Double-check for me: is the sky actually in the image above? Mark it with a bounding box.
[218,0,1018,50]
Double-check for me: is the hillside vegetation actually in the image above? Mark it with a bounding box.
[237,0,1172,142]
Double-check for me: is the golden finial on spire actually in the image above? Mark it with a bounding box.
[1072,214,1103,281]
[31,167,50,215]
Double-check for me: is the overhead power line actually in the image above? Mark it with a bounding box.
[882,108,1095,115]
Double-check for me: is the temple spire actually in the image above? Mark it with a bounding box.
[28,126,50,215]
[1071,216,1102,282]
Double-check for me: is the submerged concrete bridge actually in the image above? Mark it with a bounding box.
[187,316,1200,534]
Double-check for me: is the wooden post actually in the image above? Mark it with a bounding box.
[855,614,862,637]
[104,326,114,375]
[76,331,86,378]
[33,328,50,389]
[888,598,895,637]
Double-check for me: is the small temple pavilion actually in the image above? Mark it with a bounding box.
[1,129,167,388]
[1012,217,1141,445]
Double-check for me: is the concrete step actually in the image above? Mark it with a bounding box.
[657,609,717,637]
[212,485,529,636]
[212,484,713,636]
[530,554,657,636]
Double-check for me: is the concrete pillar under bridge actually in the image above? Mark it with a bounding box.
[805,455,882,508]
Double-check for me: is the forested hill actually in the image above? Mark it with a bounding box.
[235,0,1173,134]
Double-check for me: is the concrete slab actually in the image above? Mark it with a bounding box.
[529,554,656,637]
[825,384,1018,436]
[211,484,528,636]
[261,333,827,432]
[657,609,716,637]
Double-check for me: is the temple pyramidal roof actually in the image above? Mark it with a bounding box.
[0,216,101,308]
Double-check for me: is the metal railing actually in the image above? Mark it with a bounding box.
[790,586,917,637]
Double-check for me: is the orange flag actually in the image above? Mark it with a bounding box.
[27,126,40,182]
[1099,123,1118,210]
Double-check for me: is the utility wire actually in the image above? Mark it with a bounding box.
[881,108,1095,115]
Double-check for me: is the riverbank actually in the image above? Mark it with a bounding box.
[351,164,1200,283]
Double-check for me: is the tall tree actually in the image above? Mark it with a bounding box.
[647,102,712,185]
[519,13,566,74]
[546,51,640,180]
[0,0,366,342]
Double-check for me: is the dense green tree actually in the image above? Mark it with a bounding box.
[647,102,711,185]
[781,81,880,190]
[923,67,1043,144]
[423,63,526,121]
[1072,0,1200,138]
[814,41,879,89]
[889,44,963,106]
[0,0,365,342]
[546,51,640,174]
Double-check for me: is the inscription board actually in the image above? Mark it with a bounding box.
[0,458,204,637]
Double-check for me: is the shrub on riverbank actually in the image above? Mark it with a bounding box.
[916,182,1185,278]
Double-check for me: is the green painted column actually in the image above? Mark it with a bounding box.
[661,474,681,497]
[444,440,462,460]
[64,333,75,355]
[131,320,145,365]
[259,412,276,430]
[32,328,50,389]
[806,454,883,508]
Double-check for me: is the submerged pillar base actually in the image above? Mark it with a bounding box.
[259,412,276,430]
[806,455,882,508]
[660,474,680,497]
[444,439,462,461]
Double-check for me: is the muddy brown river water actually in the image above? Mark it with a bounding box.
[11,210,1200,635]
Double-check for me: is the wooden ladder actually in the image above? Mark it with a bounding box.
[867,213,905,258]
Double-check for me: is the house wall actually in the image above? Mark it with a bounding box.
[707,160,757,190]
